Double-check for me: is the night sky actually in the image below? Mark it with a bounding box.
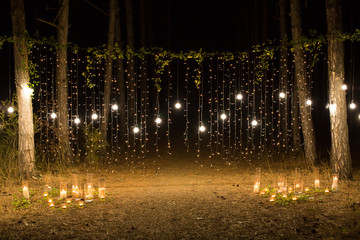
[1,0,360,159]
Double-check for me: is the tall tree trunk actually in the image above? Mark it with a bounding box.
[115,0,126,150]
[279,0,289,149]
[290,0,317,165]
[10,0,36,178]
[326,0,352,179]
[101,0,116,143]
[125,0,135,143]
[56,0,71,163]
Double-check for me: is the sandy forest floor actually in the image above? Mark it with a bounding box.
[1,157,360,240]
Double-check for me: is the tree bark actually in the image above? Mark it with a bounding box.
[115,0,126,149]
[10,0,36,178]
[125,0,135,137]
[326,0,352,179]
[101,0,116,143]
[55,0,72,163]
[279,0,289,148]
[290,0,317,165]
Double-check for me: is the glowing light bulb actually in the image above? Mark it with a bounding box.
[23,86,34,96]
[7,107,14,113]
[329,103,337,114]
[175,102,181,109]
[236,93,243,100]
[350,102,356,109]
[50,112,57,119]
[111,104,118,111]
[74,117,81,124]
[279,92,286,99]
[91,113,98,120]
[199,124,206,132]
[155,117,162,124]
[306,99,312,106]
[251,119,258,127]
[133,126,139,133]
[220,113,227,120]
[341,84,347,90]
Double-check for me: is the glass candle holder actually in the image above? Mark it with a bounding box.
[314,167,320,189]
[85,184,94,202]
[332,174,339,192]
[61,203,67,210]
[22,181,30,200]
[98,178,106,199]
[78,200,85,208]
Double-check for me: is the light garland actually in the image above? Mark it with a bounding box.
[7,106,14,113]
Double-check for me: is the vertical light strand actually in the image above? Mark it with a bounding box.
[209,57,213,159]
[184,60,189,152]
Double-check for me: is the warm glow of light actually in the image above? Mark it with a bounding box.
[220,113,227,120]
[175,102,182,109]
[306,99,312,106]
[91,113,98,120]
[50,112,57,119]
[23,85,34,96]
[329,103,337,114]
[350,102,356,109]
[236,93,243,100]
[199,125,206,132]
[7,106,14,113]
[74,117,81,124]
[111,104,118,111]
[133,126,140,133]
[341,84,347,90]
[279,92,286,99]
[251,119,258,127]
[155,117,162,124]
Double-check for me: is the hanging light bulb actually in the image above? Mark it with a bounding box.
[350,102,356,109]
[7,106,14,113]
[236,93,243,100]
[50,112,57,119]
[155,116,162,124]
[251,119,258,127]
[220,113,227,120]
[279,92,286,99]
[174,101,182,109]
[133,126,140,134]
[91,113,98,120]
[306,99,312,106]
[74,117,81,124]
[111,104,118,111]
[341,84,347,90]
[199,124,206,132]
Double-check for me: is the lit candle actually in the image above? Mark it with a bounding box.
[253,183,260,193]
[270,197,275,202]
[60,189,67,199]
[332,175,339,192]
[288,187,293,193]
[271,194,276,198]
[22,186,30,200]
[325,188,330,193]
[282,194,287,198]
[292,196,297,201]
[85,184,94,202]
[78,200,84,208]
[48,198,54,207]
[305,187,310,192]
[43,192,48,197]
[61,203,67,210]
[66,198,72,204]
[264,187,269,192]
[99,187,105,199]
[315,179,320,189]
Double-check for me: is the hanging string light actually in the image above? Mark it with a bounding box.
[341,84,347,90]
[50,112,57,119]
[111,104,118,111]
[236,93,243,100]
[7,106,14,113]
[133,126,140,134]
[74,117,81,124]
[220,112,227,120]
[349,101,356,109]
[306,99,312,106]
[91,113,98,120]
[279,91,286,99]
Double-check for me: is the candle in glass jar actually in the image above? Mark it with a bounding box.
[332,175,338,192]
[78,200,84,208]
[325,188,330,193]
[60,189,67,199]
[66,198,72,204]
[61,203,67,209]
[315,179,320,189]
[253,183,260,193]
[270,197,275,202]
[99,187,105,199]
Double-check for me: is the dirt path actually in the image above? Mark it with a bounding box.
[1,158,360,239]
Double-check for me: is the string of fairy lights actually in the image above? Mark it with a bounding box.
[5,44,360,166]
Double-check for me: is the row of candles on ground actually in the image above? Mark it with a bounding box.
[253,167,339,200]
[21,174,106,209]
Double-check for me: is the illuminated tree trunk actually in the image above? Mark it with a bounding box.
[115,0,126,149]
[290,0,317,164]
[326,0,352,179]
[10,0,36,178]
[101,0,116,143]
[125,0,135,140]
[279,0,289,148]
[55,0,72,163]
